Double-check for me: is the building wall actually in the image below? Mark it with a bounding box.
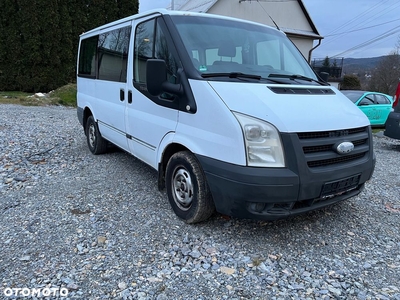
[287,36,314,60]
[207,0,316,59]
[209,0,312,31]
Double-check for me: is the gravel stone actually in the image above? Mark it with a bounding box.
[1,104,400,299]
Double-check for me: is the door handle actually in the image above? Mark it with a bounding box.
[128,90,132,104]
[120,89,125,101]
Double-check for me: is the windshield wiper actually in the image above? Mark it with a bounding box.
[201,72,285,84]
[268,73,329,86]
[201,72,261,80]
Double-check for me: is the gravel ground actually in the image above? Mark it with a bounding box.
[1,104,400,300]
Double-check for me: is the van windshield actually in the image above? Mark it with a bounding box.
[171,15,318,83]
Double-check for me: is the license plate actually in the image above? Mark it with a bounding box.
[320,174,360,199]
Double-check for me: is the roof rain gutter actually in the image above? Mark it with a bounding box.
[308,38,322,63]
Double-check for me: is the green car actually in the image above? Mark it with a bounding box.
[342,90,393,127]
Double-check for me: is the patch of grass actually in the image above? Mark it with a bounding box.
[372,128,383,134]
[49,83,77,107]
[0,83,77,107]
[0,91,32,105]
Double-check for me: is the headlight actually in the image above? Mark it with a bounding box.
[234,112,285,167]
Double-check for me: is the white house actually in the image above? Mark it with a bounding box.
[168,0,322,62]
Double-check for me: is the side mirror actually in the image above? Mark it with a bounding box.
[146,59,182,96]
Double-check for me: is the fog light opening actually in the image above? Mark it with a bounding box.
[251,202,266,213]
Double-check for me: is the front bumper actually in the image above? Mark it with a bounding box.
[196,143,375,221]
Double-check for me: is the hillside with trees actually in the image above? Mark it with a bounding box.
[0,0,138,92]
[342,57,384,76]
[313,50,400,95]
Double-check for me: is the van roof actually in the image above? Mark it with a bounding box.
[80,9,279,37]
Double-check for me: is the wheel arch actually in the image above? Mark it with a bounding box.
[157,142,190,191]
[82,107,93,134]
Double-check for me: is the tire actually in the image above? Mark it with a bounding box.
[86,116,108,155]
[165,151,215,224]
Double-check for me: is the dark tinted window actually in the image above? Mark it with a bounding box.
[134,18,178,87]
[78,36,98,77]
[155,20,178,84]
[134,19,155,84]
[78,26,131,82]
[98,26,131,82]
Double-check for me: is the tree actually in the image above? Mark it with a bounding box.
[0,0,138,92]
[341,74,361,90]
[322,56,330,67]
[0,0,27,91]
[368,52,400,95]
[367,36,400,95]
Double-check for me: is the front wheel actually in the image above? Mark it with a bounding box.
[165,151,215,223]
[86,116,108,155]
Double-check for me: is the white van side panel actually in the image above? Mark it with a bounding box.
[77,77,128,150]
[172,80,247,166]
[125,89,178,168]
[95,80,129,151]
[77,78,96,114]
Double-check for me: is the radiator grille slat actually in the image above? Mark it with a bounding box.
[297,127,370,168]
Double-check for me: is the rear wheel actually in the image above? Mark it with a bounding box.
[86,116,107,155]
[165,151,215,223]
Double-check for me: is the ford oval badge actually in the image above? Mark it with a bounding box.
[336,141,354,154]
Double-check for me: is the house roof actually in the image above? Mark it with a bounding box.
[168,0,321,39]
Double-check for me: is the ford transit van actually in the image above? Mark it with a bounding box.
[77,10,375,223]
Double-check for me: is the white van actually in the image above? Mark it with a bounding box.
[77,9,375,223]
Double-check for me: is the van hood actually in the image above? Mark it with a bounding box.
[207,81,370,132]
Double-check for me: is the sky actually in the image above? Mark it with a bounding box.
[138,0,400,59]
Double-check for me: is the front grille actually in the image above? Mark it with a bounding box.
[298,127,366,139]
[297,127,370,169]
[307,153,365,168]
[303,138,368,154]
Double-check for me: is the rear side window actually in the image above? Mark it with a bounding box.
[78,25,131,82]
[78,36,98,77]
[98,27,131,82]
[375,94,390,104]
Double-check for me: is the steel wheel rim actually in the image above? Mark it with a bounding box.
[172,167,193,210]
[88,124,96,149]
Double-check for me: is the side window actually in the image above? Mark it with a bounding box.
[134,18,179,99]
[78,36,98,77]
[375,94,390,104]
[360,95,374,106]
[155,19,178,86]
[134,19,155,84]
[98,26,131,82]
